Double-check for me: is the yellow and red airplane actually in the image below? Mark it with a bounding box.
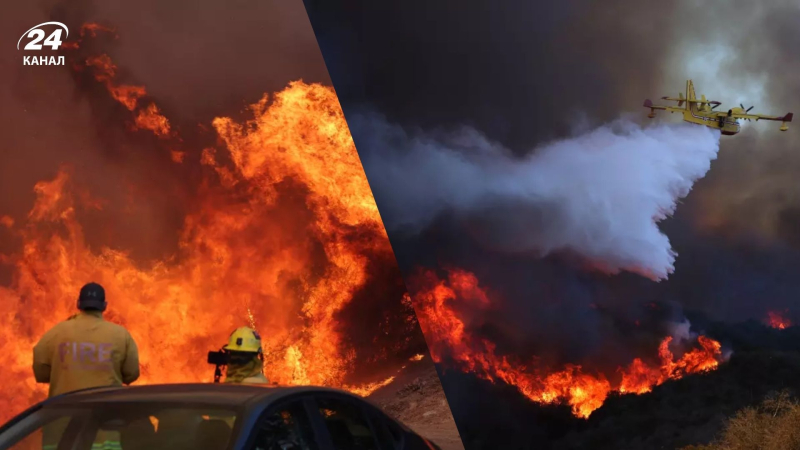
[644,80,792,135]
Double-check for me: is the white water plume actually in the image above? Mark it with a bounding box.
[352,114,721,281]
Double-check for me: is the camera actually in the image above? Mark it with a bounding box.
[207,349,230,383]
[207,350,229,366]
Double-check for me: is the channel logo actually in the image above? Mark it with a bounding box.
[17,21,69,66]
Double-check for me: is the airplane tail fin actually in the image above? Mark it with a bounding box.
[643,99,659,118]
[686,80,697,112]
[780,112,793,131]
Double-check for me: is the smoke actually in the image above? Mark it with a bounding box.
[352,112,720,280]
[668,318,693,345]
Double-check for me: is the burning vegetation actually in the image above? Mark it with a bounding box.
[766,310,792,330]
[0,24,420,423]
[409,268,724,418]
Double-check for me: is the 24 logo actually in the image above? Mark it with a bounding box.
[17,22,69,66]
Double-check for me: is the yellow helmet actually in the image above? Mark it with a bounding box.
[224,327,262,353]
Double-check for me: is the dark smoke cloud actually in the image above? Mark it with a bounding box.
[303,0,800,331]
[661,1,800,244]
[304,0,800,246]
[305,0,677,151]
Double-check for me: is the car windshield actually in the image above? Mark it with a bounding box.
[1,404,239,450]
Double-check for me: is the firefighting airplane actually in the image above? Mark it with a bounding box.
[643,80,792,135]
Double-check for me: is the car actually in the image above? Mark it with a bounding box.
[0,383,442,450]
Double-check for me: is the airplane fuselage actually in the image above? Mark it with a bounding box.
[680,110,740,135]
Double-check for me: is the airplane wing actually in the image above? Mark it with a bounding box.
[644,99,684,114]
[726,111,793,122]
[664,97,721,106]
[670,99,722,105]
[718,110,793,131]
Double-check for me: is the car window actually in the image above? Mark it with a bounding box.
[4,415,74,450]
[1,406,238,450]
[366,410,403,450]
[250,401,318,450]
[315,398,378,450]
[85,407,236,450]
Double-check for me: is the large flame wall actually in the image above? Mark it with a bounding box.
[0,26,410,422]
[409,268,723,418]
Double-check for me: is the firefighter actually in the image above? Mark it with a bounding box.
[223,327,269,384]
[33,282,139,450]
[33,282,140,396]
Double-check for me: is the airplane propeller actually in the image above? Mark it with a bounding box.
[734,103,755,121]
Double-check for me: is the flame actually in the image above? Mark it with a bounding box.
[409,268,723,418]
[410,354,425,361]
[84,55,153,130]
[80,23,117,39]
[82,50,170,138]
[618,335,721,395]
[766,310,792,329]
[344,376,397,397]
[60,23,117,52]
[0,67,408,422]
[148,416,159,432]
[109,85,147,111]
[134,103,171,137]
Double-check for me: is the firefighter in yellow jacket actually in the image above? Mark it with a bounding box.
[33,282,139,450]
[33,282,140,396]
[223,327,269,384]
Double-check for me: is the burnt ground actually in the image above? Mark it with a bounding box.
[368,357,465,450]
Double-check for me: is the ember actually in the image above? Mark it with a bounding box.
[767,310,792,330]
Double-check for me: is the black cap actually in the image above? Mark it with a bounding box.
[77,282,107,312]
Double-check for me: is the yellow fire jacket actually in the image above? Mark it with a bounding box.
[33,311,140,397]
[223,358,269,385]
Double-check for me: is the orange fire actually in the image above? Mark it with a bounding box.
[409,268,723,418]
[0,54,408,422]
[618,335,721,395]
[82,53,171,138]
[134,103,171,137]
[766,310,792,329]
[80,23,117,39]
[72,25,170,139]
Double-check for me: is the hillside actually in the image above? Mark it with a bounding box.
[368,357,464,450]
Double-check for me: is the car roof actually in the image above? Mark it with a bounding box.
[42,383,361,409]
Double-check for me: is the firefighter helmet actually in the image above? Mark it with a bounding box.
[224,327,262,354]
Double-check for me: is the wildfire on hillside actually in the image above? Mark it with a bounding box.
[409,268,724,418]
[0,23,414,423]
[766,310,792,330]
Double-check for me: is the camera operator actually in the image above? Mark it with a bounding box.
[221,327,269,385]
